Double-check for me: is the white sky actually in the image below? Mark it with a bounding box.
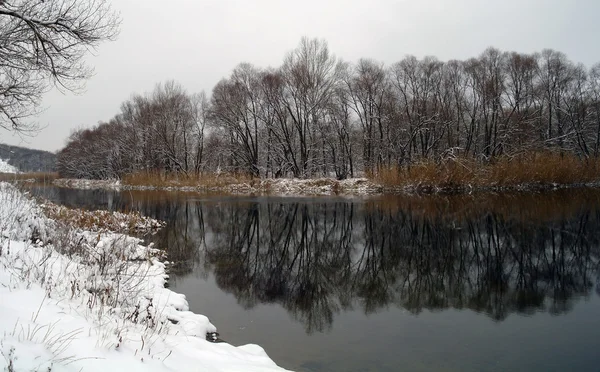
[3,0,600,152]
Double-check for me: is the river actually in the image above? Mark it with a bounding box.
[28,186,600,371]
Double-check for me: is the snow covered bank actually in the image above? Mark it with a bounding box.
[54,178,122,191]
[54,177,383,196]
[40,201,165,234]
[0,183,288,371]
[53,175,600,197]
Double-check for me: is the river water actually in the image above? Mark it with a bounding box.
[29,186,600,371]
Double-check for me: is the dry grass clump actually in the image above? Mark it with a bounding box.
[0,172,58,184]
[122,170,256,189]
[485,152,600,186]
[374,152,600,192]
[40,202,164,234]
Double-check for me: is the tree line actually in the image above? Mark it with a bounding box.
[58,37,600,180]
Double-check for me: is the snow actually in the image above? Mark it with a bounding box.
[0,183,288,371]
[0,158,18,173]
[41,201,165,234]
[54,177,383,196]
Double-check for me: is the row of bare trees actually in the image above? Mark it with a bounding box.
[58,81,211,179]
[58,38,600,179]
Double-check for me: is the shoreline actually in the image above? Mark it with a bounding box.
[51,177,600,197]
[0,182,289,371]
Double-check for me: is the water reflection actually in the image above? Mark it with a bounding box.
[30,186,600,335]
[197,198,599,333]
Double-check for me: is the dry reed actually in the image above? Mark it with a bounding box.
[374,152,600,191]
[0,172,58,184]
[122,170,257,188]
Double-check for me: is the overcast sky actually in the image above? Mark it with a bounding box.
[3,0,600,152]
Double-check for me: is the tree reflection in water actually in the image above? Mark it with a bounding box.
[31,186,600,334]
[151,192,600,334]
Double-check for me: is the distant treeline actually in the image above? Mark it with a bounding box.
[58,38,600,180]
[0,143,56,173]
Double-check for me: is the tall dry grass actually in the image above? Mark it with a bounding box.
[374,152,600,191]
[122,170,257,188]
[0,172,58,184]
[40,201,164,234]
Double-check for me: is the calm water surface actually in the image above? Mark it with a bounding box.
[30,186,600,371]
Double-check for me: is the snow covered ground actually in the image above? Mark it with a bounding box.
[0,158,18,173]
[54,177,383,196]
[0,183,288,371]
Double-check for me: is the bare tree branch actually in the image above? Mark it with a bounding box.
[0,0,120,134]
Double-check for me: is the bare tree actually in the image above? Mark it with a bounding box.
[501,52,540,154]
[190,91,209,174]
[561,63,591,157]
[325,69,355,179]
[475,48,506,158]
[0,0,120,133]
[590,63,600,156]
[210,63,264,176]
[259,69,299,177]
[538,49,573,149]
[280,37,340,177]
[151,81,195,174]
[347,59,389,172]
[390,56,448,163]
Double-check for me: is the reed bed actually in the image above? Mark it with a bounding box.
[374,152,600,191]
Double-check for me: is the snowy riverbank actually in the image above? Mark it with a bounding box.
[52,176,600,197]
[53,177,382,196]
[0,183,288,371]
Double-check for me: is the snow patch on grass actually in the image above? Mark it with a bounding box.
[54,177,382,196]
[40,201,165,234]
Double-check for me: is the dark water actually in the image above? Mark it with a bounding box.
[29,186,600,371]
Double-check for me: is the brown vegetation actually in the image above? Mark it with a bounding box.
[121,171,366,195]
[122,170,256,188]
[374,152,600,192]
[0,172,58,184]
[59,152,600,196]
[41,201,164,235]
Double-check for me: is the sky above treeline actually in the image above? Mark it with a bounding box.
[3,0,600,152]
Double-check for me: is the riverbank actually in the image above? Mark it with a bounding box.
[53,177,383,196]
[0,183,287,371]
[49,152,600,196]
[44,154,599,195]
[375,153,600,192]
[51,176,600,197]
